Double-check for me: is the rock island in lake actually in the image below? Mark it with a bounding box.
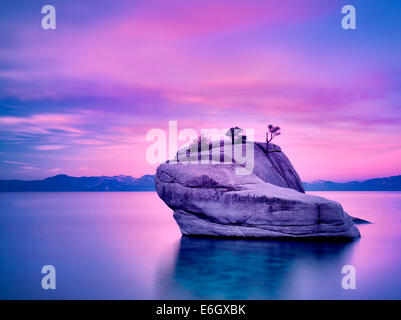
[155,141,361,239]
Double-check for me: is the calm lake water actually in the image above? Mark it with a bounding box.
[1,191,401,299]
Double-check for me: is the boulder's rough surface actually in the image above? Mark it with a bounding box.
[155,142,361,239]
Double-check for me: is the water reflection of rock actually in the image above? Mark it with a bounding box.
[156,236,358,299]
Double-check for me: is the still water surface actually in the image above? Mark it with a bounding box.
[1,191,400,299]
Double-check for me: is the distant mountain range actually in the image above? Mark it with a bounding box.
[0,174,400,192]
[0,174,155,191]
[303,175,401,191]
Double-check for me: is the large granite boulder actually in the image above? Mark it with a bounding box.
[155,142,360,239]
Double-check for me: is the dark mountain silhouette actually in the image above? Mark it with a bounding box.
[303,175,401,191]
[0,174,155,191]
[0,174,400,191]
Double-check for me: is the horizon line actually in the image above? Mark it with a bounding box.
[1,172,400,184]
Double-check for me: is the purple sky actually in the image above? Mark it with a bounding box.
[0,0,400,181]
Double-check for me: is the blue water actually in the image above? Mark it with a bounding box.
[1,191,401,299]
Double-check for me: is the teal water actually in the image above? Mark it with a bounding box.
[1,191,401,299]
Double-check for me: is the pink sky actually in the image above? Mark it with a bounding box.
[0,0,400,181]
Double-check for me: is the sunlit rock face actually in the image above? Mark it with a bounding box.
[155,142,360,239]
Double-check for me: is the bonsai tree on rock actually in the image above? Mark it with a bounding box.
[225,127,244,161]
[225,127,243,145]
[189,134,210,161]
[266,124,281,152]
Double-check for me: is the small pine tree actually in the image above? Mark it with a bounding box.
[189,135,210,160]
[225,127,243,145]
[266,124,281,150]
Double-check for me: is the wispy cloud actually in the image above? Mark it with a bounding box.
[4,160,35,166]
[0,113,84,135]
[33,145,67,151]
[3,160,40,173]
